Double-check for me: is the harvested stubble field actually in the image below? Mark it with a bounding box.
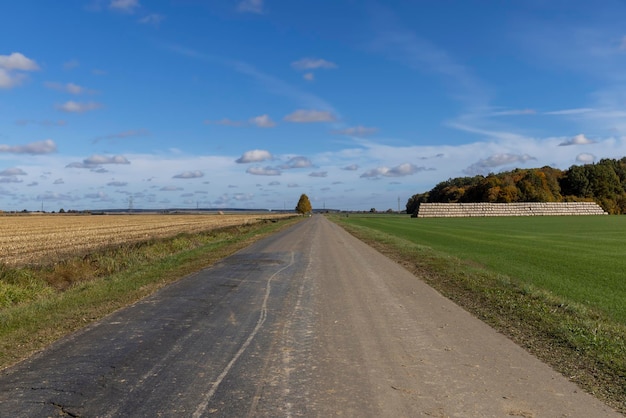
[0,213,290,267]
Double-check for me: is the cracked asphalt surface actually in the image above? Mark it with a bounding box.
[0,215,622,417]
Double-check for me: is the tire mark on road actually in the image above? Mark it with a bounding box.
[192,251,295,418]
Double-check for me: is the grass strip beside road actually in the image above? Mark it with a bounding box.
[330,214,626,413]
[0,217,301,371]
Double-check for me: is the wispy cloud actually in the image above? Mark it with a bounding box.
[44,81,94,95]
[369,7,488,107]
[464,153,536,175]
[56,101,103,113]
[93,129,149,143]
[109,0,139,13]
[249,114,276,128]
[333,126,378,137]
[16,119,66,127]
[284,109,337,123]
[139,13,164,25]
[448,122,530,142]
[291,58,337,71]
[165,43,338,114]
[63,59,79,70]
[0,139,57,154]
[490,109,536,116]
[544,108,595,115]
[237,0,264,14]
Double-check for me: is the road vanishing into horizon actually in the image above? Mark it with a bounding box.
[0,215,622,417]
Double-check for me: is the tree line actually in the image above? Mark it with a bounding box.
[406,157,626,215]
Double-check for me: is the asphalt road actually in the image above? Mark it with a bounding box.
[0,215,622,417]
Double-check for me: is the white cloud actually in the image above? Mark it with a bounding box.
[280,156,313,169]
[0,52,39,71]
[303,73,314,81]
[85,155,130,165]
[464,153,536,175]
[67,154,130,169]
[109,0,139,13]
[107,181,128,187]
[0,69,22,88]
[284,109,337,123]
[173,170,204,179]
[246,166,281,176]
[0,52,39,89]
[291,58,337,71]
[559,134,596,146]
[360,163,427,178]
[0,168,27,176]
[236,149,273,163]
[333,126,378,137]
[56,101,102,113]
[0,139,57,154]
[342,164,359,171]
[576,153,596,163]
[249,114,276,128]
[309,171,327,177]
[237,0,263,14]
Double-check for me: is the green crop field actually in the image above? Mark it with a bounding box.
[340,215,626,323]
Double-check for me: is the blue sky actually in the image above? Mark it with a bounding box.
[2,1,626,211]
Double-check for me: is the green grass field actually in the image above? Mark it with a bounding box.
[342,215,626,323]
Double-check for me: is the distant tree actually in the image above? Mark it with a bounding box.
[406,193,428,214]
[59,208,65,213]
[295,194,312,214]
[370,208,377,213]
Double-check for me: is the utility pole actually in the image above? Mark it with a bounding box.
[398,197,400,213]
[128,196,134,213]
